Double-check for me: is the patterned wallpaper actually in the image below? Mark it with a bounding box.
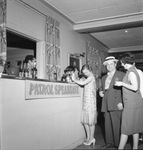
[0,0,7,66]
[86,41,108,88]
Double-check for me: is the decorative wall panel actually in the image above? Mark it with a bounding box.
[45,16,60,81]
[0,0,6,66]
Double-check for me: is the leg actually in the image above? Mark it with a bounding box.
[100,112,115,149]
[110,111,122,147]
[104,111,114,144]
[133,133,139,149]
[118,134,128,149]
[84,125,96,145]
[83,124,90,142]
[89,125,95,141]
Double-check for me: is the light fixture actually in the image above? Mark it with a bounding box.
[125,30,128,33]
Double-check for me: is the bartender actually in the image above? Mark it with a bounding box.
[61,66,79,82]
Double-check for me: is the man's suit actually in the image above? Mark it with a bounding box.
[100,70,125,147]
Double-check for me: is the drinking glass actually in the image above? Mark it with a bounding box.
[114,77,119,85]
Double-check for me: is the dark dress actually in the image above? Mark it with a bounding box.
[121,65,143,135]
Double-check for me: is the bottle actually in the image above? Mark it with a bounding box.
[25,63,29,78]
[23,63,27,77]
[32,62,37,78]
[19,62,24,77]
[27,62,31,78]
[61,74,66,81]
[66,75,71,82]
[19,62,23,77]
[53,73,57,81]
[21,62,25,77]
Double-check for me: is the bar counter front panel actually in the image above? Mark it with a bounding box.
[0,76,85,150]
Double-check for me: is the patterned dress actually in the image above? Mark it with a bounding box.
[121,65,143,135]
[81,73,97,125]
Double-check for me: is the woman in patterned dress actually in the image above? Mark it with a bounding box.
[71,64,97,146]
[115,53,143,149]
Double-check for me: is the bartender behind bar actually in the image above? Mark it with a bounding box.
[61,66,79,82]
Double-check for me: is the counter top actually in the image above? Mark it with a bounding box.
[1,74,68,83]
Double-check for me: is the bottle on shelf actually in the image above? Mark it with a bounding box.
[23,63,27,78]
[53,72,57,81]
[19,62,23,77]
[25,63,29,78]
[61,74,66,81]
[27,62,32,78]
[32,62,37,79]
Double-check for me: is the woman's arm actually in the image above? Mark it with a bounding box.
[115,72,138,92]
[72,74,92,86]
[122,72,138,91]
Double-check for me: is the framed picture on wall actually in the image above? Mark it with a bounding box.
[68,53,81,71]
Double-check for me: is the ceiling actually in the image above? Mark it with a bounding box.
[41,0,143,63]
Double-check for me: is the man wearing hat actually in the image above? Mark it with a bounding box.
[99,56,125,149]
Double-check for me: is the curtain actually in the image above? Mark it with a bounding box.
[45,16,60,81]
[0,0,7,66]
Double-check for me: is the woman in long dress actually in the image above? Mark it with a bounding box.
[71,64,97,146]
[115,53,143,149]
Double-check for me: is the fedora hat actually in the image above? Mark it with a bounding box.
[103,56,118,65]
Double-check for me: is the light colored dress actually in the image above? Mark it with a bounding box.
[81,73,97,125]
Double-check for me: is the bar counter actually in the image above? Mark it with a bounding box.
[0,75,85,150]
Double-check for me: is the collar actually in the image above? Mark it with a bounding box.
[107,70,116,76]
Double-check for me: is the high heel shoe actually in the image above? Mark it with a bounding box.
[83,141,88,145]
[83,138,89,145]
[84,138,96,145]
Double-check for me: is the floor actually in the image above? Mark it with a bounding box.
[74,111,143,150]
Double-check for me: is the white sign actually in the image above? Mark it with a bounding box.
[25,80,80,100]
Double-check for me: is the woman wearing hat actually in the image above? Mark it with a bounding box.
[99,56,125,149]
[115,53,143,149]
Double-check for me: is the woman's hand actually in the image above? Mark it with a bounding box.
[114,81,123,87]
[71,73,76,82]
[99,91,104,97]
[117,103,123,110]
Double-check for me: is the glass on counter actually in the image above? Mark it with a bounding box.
[31,61,37,79]
[18,62,37,78]
[18,55,37,79]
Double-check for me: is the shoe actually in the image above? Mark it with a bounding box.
[100,143,117,149]
[83,141,88,145]
[83,138,89,145]
[139,137,143,141]
[139,140,143,146]
[83,138,96,145]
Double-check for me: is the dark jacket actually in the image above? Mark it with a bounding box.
[100,70,125,112]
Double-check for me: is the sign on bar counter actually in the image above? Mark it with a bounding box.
[25,80,80,100]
